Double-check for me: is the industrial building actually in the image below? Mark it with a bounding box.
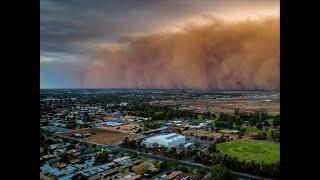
[143,133,186,148]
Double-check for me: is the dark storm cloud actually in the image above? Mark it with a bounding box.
[41,0,278,58]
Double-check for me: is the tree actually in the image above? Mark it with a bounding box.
[210,164,231,180]
[145,169,154,176]
[216,136,227,144]
[151,143,160,153]
[273,115,280,126]
[260,112,268,121]
[168,157,179,169]
[180,166,189,173]
[130,152,138,158]
[239,128,246,136]
[42,145,48,155]
[197,168,207,176]
[159,161,169,170]
[208,143,217,153]
[211,113,217,119]
[72,174,88,180]
[66,117,77,129]
[234,108,240,117]
[264,121,270,127]
[60,153,69,163]
[234,118,243,126]
[66,144,76,151]
[254,131,267,140]
[167,147,177,158]
[137,128,142,133]
[257,123,263,130]
[94,148,108,163]
[135,165,148,174]
[122,137,130,147]
[271,130,280,142]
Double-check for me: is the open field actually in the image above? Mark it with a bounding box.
[151,95,279,114]
[217,139,280,164]
[60,127,143,145]
[182,129,223,139]
[100,124,142,134]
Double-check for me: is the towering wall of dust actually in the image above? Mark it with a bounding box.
[84,17,279,90]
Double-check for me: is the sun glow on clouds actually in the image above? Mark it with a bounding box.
[143,3,279,36]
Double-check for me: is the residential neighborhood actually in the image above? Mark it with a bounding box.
[41,89,280,180]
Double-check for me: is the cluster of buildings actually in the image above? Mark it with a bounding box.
[40,137,206,180]
[41,151,139,179]
[40,101,152,134]
[157,170,204,180]
[40,92,242,179]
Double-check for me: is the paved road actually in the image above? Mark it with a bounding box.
[55,134,273,180]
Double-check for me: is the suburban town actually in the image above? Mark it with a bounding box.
[40,0,280,179]
[40,89,280,180]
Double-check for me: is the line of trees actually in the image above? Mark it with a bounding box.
[214,109,280,133]
[123,103,216,120]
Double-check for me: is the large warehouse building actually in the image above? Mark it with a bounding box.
[143,133,186,148]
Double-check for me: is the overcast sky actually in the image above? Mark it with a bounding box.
[40,0,279,88]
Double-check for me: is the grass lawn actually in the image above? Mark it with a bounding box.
[267,112,280,116]
[216,139,280,164]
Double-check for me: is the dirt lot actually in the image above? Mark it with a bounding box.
[152,95,279,114]
[60,127,143,145]
[100,124,142,134]
[182,129,222,138]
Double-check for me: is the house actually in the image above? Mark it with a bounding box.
[157,176,168,180]
[49,143,70,150]
[40,154,58,161]
[190,174,202,180]
[187,123,207,129]
[167,171,183,180]
[52,162,67,169]
[76,120,85,125]
[69,158,81,164]
[230,130,239,134]
[105,121,123,126]
[119,102,128,106]
[113,156,131,165]
[74,133,83,138]
[66,149,80,155]
[175,173,190,180]
[129,174,142,180]
[171,120,182,124]
[41,163,63,177]
[183,142,194,149]
[54,148,65,154]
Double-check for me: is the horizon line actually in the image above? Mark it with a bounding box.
[40,88,279,91]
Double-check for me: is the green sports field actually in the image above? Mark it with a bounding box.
[216,139,280,164]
